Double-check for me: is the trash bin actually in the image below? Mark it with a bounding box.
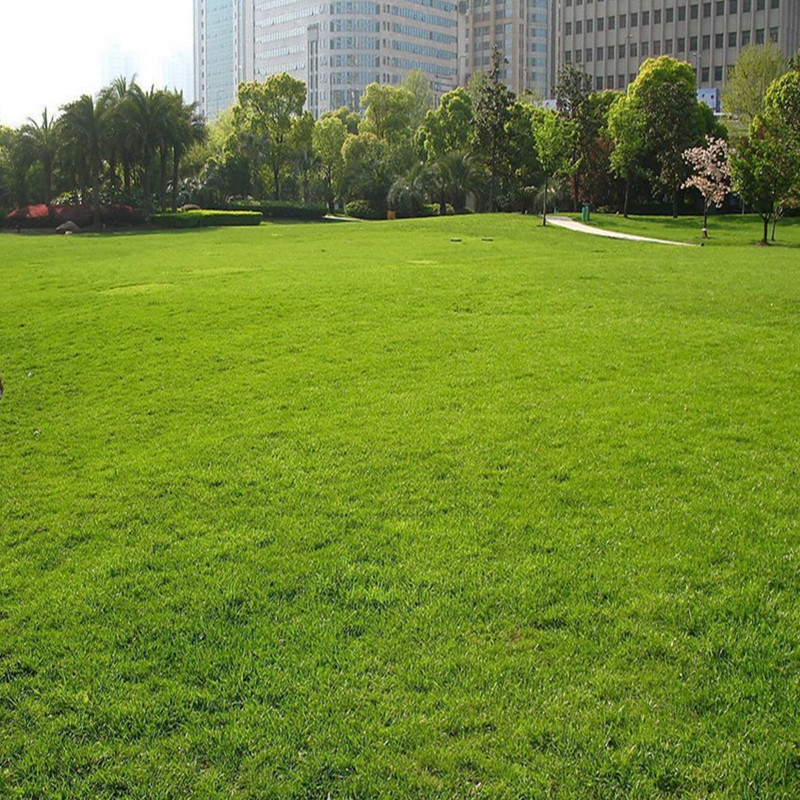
[581,203,590,223]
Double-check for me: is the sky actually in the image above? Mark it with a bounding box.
[0,0,194,128]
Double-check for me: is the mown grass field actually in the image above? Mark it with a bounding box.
[1,215,800,797]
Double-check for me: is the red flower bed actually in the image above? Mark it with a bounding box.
[4,204,53,228]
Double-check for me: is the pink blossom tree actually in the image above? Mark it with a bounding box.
[682,137,732,238]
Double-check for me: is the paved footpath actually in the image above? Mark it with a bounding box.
[547,216,695,246]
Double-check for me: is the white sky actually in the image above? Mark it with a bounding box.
[0,0,193,128]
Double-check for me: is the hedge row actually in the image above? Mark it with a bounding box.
[4,204,143,229]
[227,200,328,220]
[151,210,263,228]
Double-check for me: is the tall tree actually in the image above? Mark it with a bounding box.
[313,115,347,209]
[555,62,592,209]
[607,94,648,217]
[628,56,705,217]
[359,83,414,140]
[60,94,106,215]
[722,43,787,126]
[21,109,58,204]
[235,74,306,200]
[532,108,576,225]
[403,70,435,132]
[417,87,474,163]
[730,114,800,245]
[472,46,515,211]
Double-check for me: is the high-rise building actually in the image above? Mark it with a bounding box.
[195,0,468,119]
[464,0,553,97]
[554,0,800,97]
[195,0,247,119]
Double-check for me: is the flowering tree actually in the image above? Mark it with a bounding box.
[682,137,731,237]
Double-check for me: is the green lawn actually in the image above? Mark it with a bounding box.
[2,216,800,797]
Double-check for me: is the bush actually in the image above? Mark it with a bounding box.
[151,210,263,229]
[99,205,144,226]
[5,205,52,229]
[344,200,383,220]
[52,205,94,228]
[227,200,327,220]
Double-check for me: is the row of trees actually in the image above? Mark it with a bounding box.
[0,80,204,218]
[2,44,799,237]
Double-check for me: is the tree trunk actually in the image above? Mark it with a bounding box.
[542,175,548,226]
[762,215,769,245]
[159,147,169,212]
[702,204,709,238]
[172,148,181,212]
[623,173,630,218]
[672,186,678,219]
[43,156,52,206]
[142,156,152,220]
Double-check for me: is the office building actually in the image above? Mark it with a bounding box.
[195,0,465,119]
[465,0,553,97]
[555,0,800,96]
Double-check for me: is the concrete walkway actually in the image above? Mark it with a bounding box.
[547,215,694,246]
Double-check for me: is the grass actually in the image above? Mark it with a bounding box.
[572,211,800,247]
[1,215,800,797]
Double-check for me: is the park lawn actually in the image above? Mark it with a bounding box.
[571,212,800,247]
[1,215,799,797]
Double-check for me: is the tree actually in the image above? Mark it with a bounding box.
[321,106,361,135]
[359,83,414,140]
[60,94,106,215]
[313,115,347,209]
[430,150,484,214]
[168,93,206,211]
[341,132,394,212]
[730,114,800,244]
[99,76,137,197]
[722,43,787,125]
[472,46,515,211]
[555,62,592,209]
[387,161,433,217]
[235,74,307,200]
[682,137,731,237]
[21,109,58,204]
[416,87,474,162]
[532,109,577,225]
[403,70,435,132]
[628,57,705,217]
[764,69,800,139]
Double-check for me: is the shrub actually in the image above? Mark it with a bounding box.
[5,205,52,229]
[100,205,144,226]
[227,200,327,220]
[151,210,263,229]
[52,205,95,228]
[344,200,383,220]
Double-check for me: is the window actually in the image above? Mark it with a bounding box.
[665,38,673,53]
[630,12,638,26]
[771,0,779,7]
[565,21,572,34]
[585,47,592,60]
[618,43,626,57]
[714,65,723,81]
[715,33,724,47]
[729,0,737,10]
[716,0,724,13]
[597,17,604,30]
[565,49,572,62]
[702,66,710,81]
[666,8,674,22]
[606,75,614,88]
[703,2,712,16]
[575,20,582,33]
[678,6,686,20]
[641,41,649,56]
[770,27,779,42]
[690,4,699,18]
[729,31,736,46]
[755,28,764,44]
[596,46,603,60]
[653,40,661,55]
[741,30,750,45]
[690,35,698,50]
[587,18,593,31]
[743,0,751,10]
[619,13,626,27]
[702,34,710,49]
[608,15,615,29]
[756,0,764,9]
[630,42,638,56]
[596,76,604,89]
[654,9,662,23]
[678,37,686,51]
[641,10,649,24]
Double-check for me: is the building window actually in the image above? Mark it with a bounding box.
[715,33,724,48]
[703,2,712,16]
[575,20,582,33]
[702,34,711,49]
[743,0,751,10]
[702,66,710,82]
[678,37,686,51]
[641,41,649,56]
[729,0,737,10]
[665,38,673,53]
[641,10,649,24]
[666,7,674,21]
[587,18,594,31]
[607,75,614,88]
[729,32,737,46]
[630,42,638,56]
[756,0,764,9]
[565,21,572,34]
[690,4,699,18]
[618,43,626,57]
[770,27,779,42]
[597,46,604,60]
[608,15,615,29]
[714,65,723,81]
[741,30,750,45]
[716,0,724,13]
[654,9,662,23]
[755,28,764,44]
[771,0,779,7]
[690,35,698,50]
[678,5,686,20]
[597,17,604,30]
[630,12,638,26]
[619,13,626,27]
[596,76,603,89]
[653,40,661,54]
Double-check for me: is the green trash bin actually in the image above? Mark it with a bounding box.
[581,203,590,223]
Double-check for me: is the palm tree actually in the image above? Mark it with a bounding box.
[21,109,58,204]
[387,161,433,217]
[169,93,205,211]
[432,151,484,214]
[60,94,106,215]
[99,76,137,198]
[125,85,170,219]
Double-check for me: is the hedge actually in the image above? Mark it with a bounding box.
[151,210,263,229]
[227,200,327,220]
[344,200,384,220]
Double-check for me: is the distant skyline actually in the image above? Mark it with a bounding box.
[0,0,193,128]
